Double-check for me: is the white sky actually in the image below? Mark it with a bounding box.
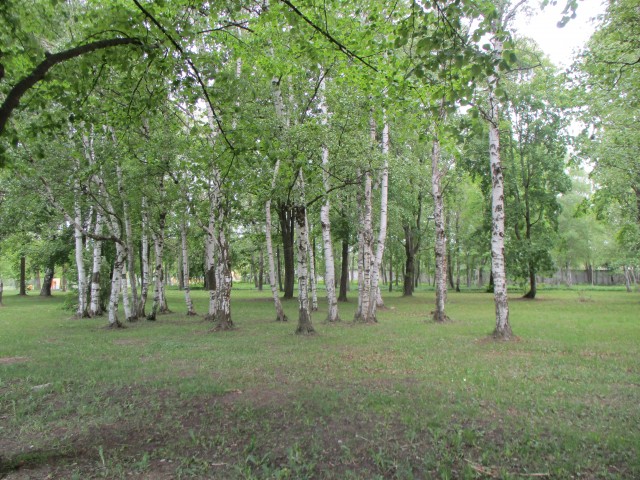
[514,0,607,67]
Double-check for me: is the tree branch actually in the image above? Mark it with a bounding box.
[0,37,143,135]
[132,0,234,151]
[278,0,378,72]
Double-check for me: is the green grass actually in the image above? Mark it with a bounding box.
[1,287,639,479]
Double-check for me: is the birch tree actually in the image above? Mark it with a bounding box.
[318,77,340,322]
[294,169,315,334]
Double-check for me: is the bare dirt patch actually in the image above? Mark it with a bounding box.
[0,357,28,365]
[112,338,147,346]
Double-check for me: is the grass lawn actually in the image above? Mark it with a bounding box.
[1,286,639,479]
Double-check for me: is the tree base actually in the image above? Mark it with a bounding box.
[106,320,125,329]
[491,327,514,341]
[127,315,139,322]
[276,315,288,322]
[324,315,341,323]
[432,311,451,323]
[522,290,536,299]
[295,324,316,335]
[213,319,234,332]
[353,313,377,324]
[186,311,198,316]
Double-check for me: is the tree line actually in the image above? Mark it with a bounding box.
[0,0,637,338]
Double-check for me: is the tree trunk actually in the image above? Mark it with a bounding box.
[121,262,132,321]
[319,87,340,321]
[148,212,167,321]
[403,225,415,297]
[523,263,537,299]
[115,161,138,320]
[73,182,88,317]
[622,266,631,292]
[205,210,217,319]
[294,172,314,334]
[355,113,376,323]
[19,256,26,295]
[355,169,374,322]
[258,249,264,291]
[178,252,184,291]
[488,24,512,340]
[278,203,296,299]
[307,220,319,312]
[212,180,234,331]
[107,244,125,328]
[431,133,449,323]
[138,199,150,318]
[0,279,3,306]
[40,266,54,296]
[338,237,349,302]
[277,246,283,292]
[266,160,287,321]
[89,212,104,316]
[369,116,390,317]
[388,250,393,293]
[181,218,197,315]
[34,269,41,290]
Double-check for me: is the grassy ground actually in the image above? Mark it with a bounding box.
[1,286,638,479]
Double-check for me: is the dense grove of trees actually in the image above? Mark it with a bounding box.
[0,1,638,338]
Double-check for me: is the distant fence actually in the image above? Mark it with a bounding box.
[538,269,628,287]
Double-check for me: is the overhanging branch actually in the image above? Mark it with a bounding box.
[0,37,144,135]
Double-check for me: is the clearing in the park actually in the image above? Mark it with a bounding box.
[1,287,638,479]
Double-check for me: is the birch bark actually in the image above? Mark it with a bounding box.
[306,217,319,312]
[266,159,287,321]
[319,77,340,322]
[431,132,449,323]
[84,129,124,327]
[212,190,233,330]
[138,198,150,318]
[115,161,138,320]
[73,176,88,318]
[121,262,132,320]
[181,218,197,315]
[355,114,376,323]
[89,211,103,317]
[294,170,315,334]
[148,211,167,321]
[368,116,390,319]
[488,19,513,340]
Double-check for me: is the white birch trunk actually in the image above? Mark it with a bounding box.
[213,191,233,330]
[294,170,314,334]
[89,211,103,317]
[431,133,449,322]
[138,198,150,318]
[181,218,197,315]
[488,25,512,339]
[115,161,138,320]
[206,211,217,319]
[86,134,125,327]
[306,217,319,312]
[73,181,88,318]
[148,212,167,321]
[623,266,632,293]
[355,114,376,323]
[121,262,132,320]
[369,116,390,318]
[266,160,287,321]
[319,76,340,322]
[107,243,125,328]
